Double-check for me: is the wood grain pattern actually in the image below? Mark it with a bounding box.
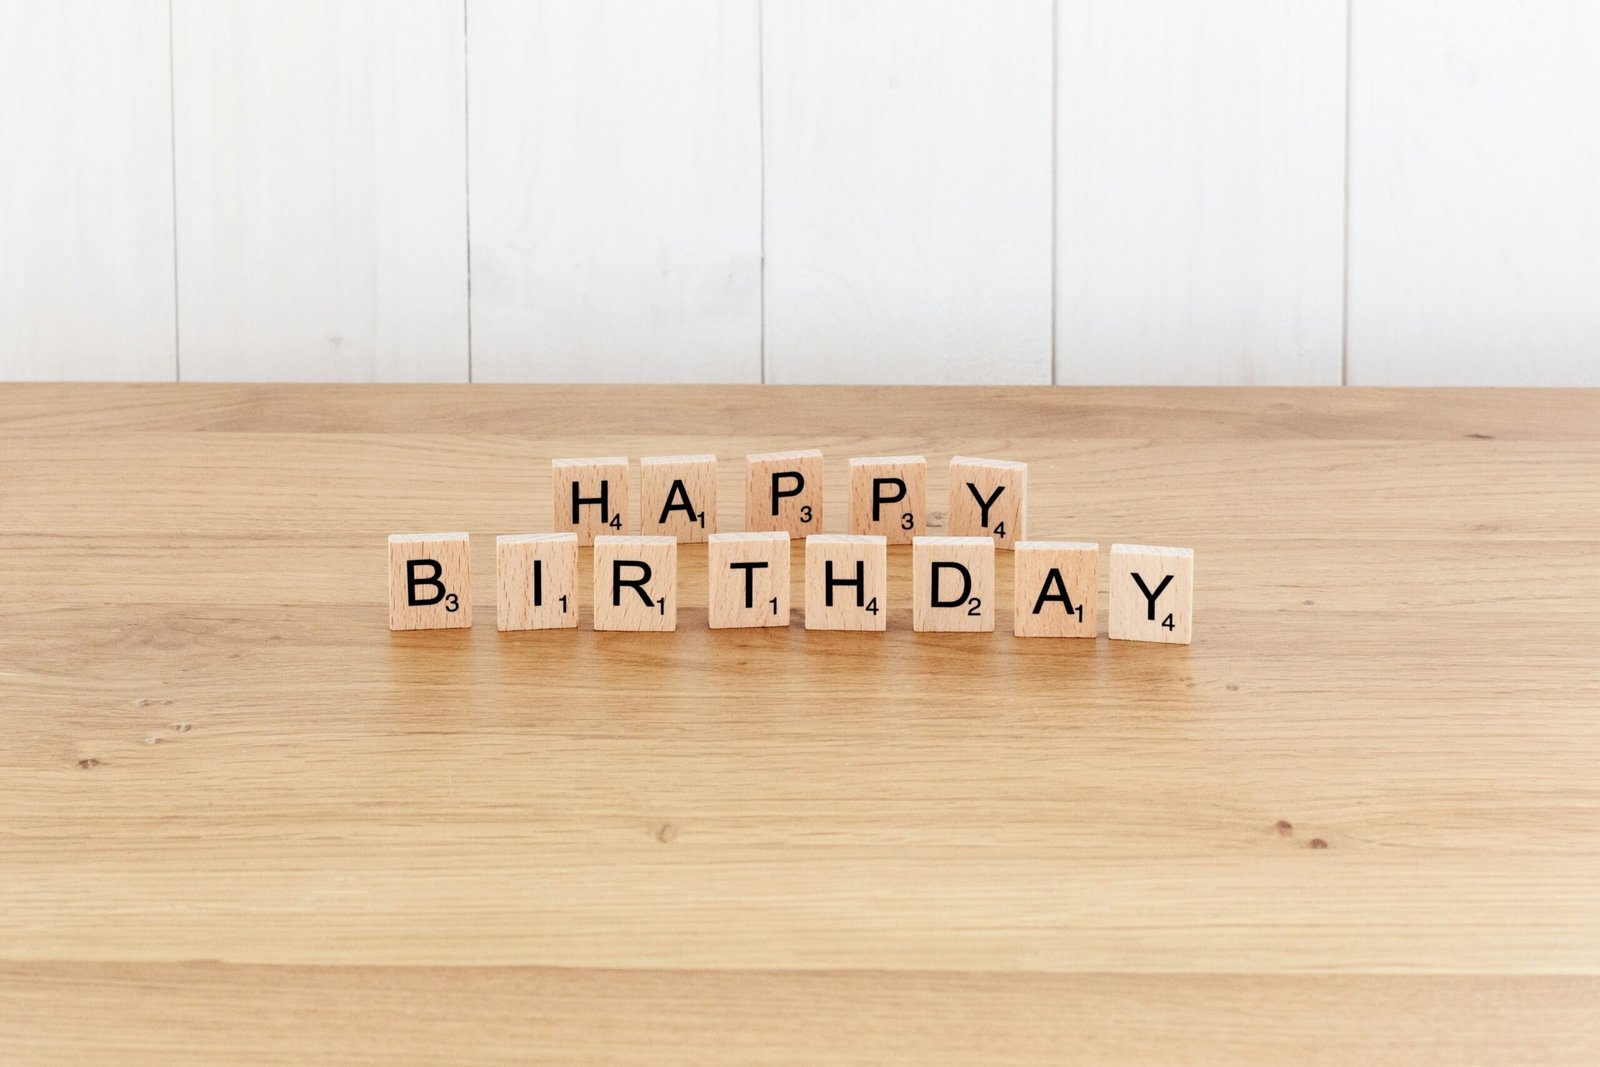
[0,0,176,381]
[2,384,1599,1065]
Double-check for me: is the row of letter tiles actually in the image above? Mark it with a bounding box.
[551,454,1027,548]
[389,535,1192,644]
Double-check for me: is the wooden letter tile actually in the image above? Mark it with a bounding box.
[745,449,824,536]
[496,533,578,631]
[948,456,1027,549]
[552,457,629,545]
[1109,544,1193,645]
[912,536,995,632]
[804,534,887,631]
[848,455,926,544]
[640,454,716,542]
[1013,541,1097,638]
[592,536,677,632]
[388,533,471,630]
[707,532,791,629]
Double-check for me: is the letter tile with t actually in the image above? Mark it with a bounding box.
[707,532,791,629]
[912,536,994,632]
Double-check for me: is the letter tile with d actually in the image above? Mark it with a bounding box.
[912,536,994,633]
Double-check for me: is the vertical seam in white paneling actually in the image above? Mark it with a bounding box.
[1049,0,1059,386]
[758,0,768,384]
[463,0,474,382]
[167,0,182,382]
[1340,0,1353,387]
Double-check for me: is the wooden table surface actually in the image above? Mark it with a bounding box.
[3,384,1598,1065]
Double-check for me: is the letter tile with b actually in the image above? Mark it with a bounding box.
[592,536,677,632]
[388,532,472,630]
[912,536,994,633]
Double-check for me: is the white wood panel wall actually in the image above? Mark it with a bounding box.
[1057,0,1346,385]
[468,0,762,384]
[4,0,1600,385]
[171,0,468,382]
[0,0,175,381]
[1346,0,1600,386]
[763,0,1054,385]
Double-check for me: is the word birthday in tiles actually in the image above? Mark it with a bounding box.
[388,452,1194,645]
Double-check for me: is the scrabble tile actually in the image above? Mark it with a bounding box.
[948,456,1027,549]
[640,454,716,542]
[388,533,471,630]
[804,534,887,632]
[707,532,791,629]
[552,457,629,545]
[912,536,995,633]
[848,455,927,544]
[1012,541,1097,638]
[1109,544,1194,645]
[745,449,824,537]
[592,535,677,632]
[496,533,578,631]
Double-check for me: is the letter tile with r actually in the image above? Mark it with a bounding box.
[592,536,677,632]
